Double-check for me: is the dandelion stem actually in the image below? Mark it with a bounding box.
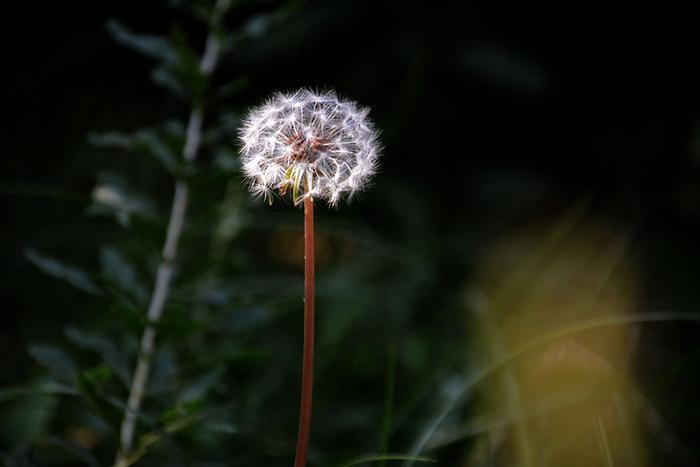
[294,196,315,467]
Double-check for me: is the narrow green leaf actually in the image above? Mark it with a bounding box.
[88,172,158,226]
[64,327,131,386]
[75,371,122,435]
[87,131,132,149]
[152,66,189,100]
[27,344,78,382]
[89,130,178,173]
[121,417,194,467]
[170,25,207,101]
[99,246,148,306]
[241,14,270,38]
[201,420,237,434]
[176,367,225,404]
[0,380,77,403]
[25,249,101,295]
[131,130,178,172]
[106,20,178,66]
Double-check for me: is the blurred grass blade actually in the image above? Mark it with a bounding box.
[379,341,397,467]
[341,454,437,466]
[478,304,535,467]
[405,311,700,463]
[595,418,614,467]
[404,377,466,467]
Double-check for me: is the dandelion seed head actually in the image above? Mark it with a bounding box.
[238,88,381,206]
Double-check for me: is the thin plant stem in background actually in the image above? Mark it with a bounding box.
[115,3,227,464]
[294,195,315,467]
[238,89,381,465]
[379,340,397,467]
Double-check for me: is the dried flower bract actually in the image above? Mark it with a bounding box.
[239,89,380,206]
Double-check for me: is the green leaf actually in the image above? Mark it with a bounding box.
[0,385,57,448]
[170,26,208,101]
[152,65,190,100]
[86,131,132,149]
[121,416,194,467]
[75,371,123,435]
[106,20,179,66]
[89,130,178,173]
[131,130,178,172]
[64,327,132,386]
[147,349,181,396]
[25,249,101,295]
[201,419,237,434]
[0,380,77,403]
[162,400,204,423]
[88,172,158,226]
[176,367,224,404]
[27,344,78,383]
[99,246,148,307]
[241,14,271,39]
[161,119,186,139]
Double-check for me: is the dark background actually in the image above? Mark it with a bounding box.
[2,1,700,466]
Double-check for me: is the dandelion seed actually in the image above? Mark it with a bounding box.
[238,89,381,206]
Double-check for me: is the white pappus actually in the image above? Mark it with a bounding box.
[238,89,381,206]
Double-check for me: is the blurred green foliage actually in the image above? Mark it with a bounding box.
[2,0,700,466]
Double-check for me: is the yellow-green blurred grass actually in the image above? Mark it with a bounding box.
[469,208,647,467]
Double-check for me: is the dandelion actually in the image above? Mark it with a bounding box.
[238,89,381,467]
[239,88,380,206]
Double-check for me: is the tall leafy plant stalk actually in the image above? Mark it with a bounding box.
[238,89,381,465]
[115,1,229,464]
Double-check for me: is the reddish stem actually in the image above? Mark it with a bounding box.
[294,196,315,467]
